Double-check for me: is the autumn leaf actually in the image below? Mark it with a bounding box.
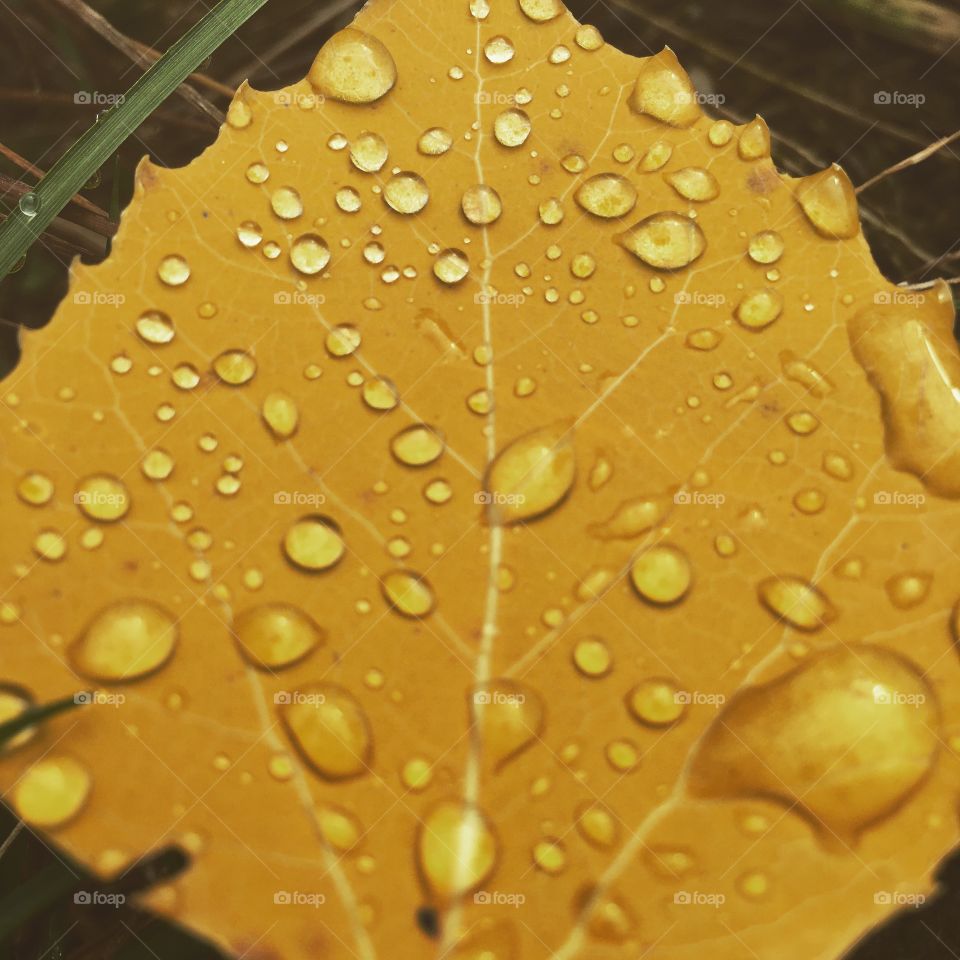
[1,0,959,959]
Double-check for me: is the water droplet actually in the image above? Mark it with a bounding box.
[351,131,389,173]
[13,757,91,828]
[461,185,502,225]
[18,192,40,218]
[757,576,835,631]
[237,221,262,247]
[638,140,673,172]
[579,888,637,943]
[576,25,605,50]
[484,36,516,64]
[433,248,470,284]
[628,678,686,726]
[326,324,361,357]
[532,838,566,874]
[629,545,692,605]
[391,424,445,466]
[736,288,783,330]
[417,801,498,899]
[665,167,720,202]
[748,230,785,264]
[472,679,543,769]
[362,377,399,411]
[469,0,491,19]
[0,684,36,752]
[246,162,269,184]
[261,391,300,439]
[886,572,932,610]
[689,645,940,837]
[157,255,190,286]
[381,569,436,618]
[283,516,345,572]
[402,757,433,792]
[708,120,734,146]
[575,174,637,218]
[781,350,834,397]
[280,683,372,780]
[418,128,453,155]
[318,803,363,852]
[575,802,618,848]
[290,234,330,275]
[484,422,575,524]
[794,164,858,239]
[34,530,66,562]
[629,48,701,127]
[617,212,706,270]
[572,637,612,678]
[213,350,257,385]
[71,600,177,681]
[17,472,54,507]
[606,739,639,772]
[849,281,960,497]
[233,604,323,669]
[75,475,130,522]
[384,172,430,214]
[271,186,304,220]
[308,28,397,104]
[519,0,563,21]
[738,116,770,160]
[135,310,175,345]
[589,495,669,540]
[494,109,532,148]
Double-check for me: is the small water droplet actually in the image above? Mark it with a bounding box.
[384,172,430,214]
[13,756,91,828]
[351,131,389,173]
[629,545,692,605]
[283,516,345,572]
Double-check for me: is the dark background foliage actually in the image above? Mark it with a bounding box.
[0,0,957,956]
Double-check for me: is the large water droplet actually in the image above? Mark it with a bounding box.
[617,212,706,270]
[381,569,436,618]
[757,576,835,632]
[290,234,330,275]
[283,516,345,572]
[494,109,532,148]
[308,28,397,104]
[75,475,130,522]
[417,801,498,899]
[849,281,960,497]
[71,600,177,681]
[213,350,257,385]
[628,677,686,726]
[391,424,445,466]
[281,683,372,780]
[689,645,940,837]
[794,164,858,239]
[262,391,300,439]
[629,545,692,605]
[665,167,719,202]
[233,604,323,669]
[574,174,637,218]
[350,131,389,173]
[461,185,502,225]
[384,172,430,214]
[628,48,701,127]
[519,0,563,21]
[471,679,543,769]
[13,756,91,828]
[136,310,175,345]
[484,422,575,524]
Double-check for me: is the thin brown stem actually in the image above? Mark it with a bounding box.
[0,141,108,218]
[857,129,960,193]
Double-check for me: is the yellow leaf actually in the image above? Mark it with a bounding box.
[1,1,958,959]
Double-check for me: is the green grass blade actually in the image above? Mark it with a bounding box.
[0,693,84,749]
[0,0,269,280]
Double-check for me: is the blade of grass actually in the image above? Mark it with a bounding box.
[0,693,85,749]
[0,0,269,281]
